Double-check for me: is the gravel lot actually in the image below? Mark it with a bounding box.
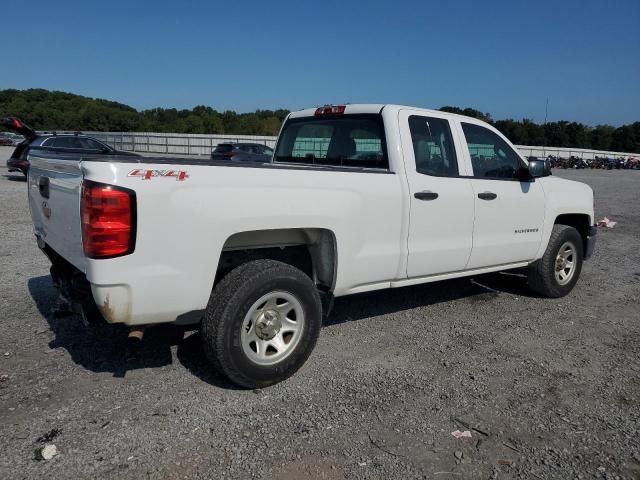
[1,165,639,479]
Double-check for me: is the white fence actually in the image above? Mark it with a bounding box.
[89,131,277,156]
[514,145,637,160]
[85,130,638,160]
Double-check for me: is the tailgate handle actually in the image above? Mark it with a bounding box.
[38,176,50,198]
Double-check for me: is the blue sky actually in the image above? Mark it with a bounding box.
[2,0,638,125]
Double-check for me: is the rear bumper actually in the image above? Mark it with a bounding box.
[40,241,105,324]
[39,240,201,326]
[584,225,597,260]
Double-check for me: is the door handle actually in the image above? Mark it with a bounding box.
[478,191,497,200]
[414,191,439,201]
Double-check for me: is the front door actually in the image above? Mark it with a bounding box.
[456,121,545,269]
[400,110,475,278]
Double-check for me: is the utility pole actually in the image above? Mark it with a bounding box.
[543,97,549,157]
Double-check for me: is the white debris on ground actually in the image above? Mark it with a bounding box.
[597,217,617,228]
[451,430,473,439]
[36,444,57,461]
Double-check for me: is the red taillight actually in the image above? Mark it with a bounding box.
[314,105,346,116]
[81,181,135,258]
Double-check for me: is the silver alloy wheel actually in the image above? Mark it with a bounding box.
[554,241,577,286]
[240,291,304,366]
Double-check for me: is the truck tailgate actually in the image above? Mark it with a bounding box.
[28,153,87,272]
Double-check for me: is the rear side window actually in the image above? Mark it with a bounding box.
[49,137,83,149]
[461,123,525,179]
[408,116,458,176]
[77,138,105,150]
[275,114,388,169]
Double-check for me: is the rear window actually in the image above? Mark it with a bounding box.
[214,144,234,153]
[274,114,388,169]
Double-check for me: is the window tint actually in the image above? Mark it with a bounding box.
[214,144,233,153]
[262,146,274,156]
[275,114,387,169]
[51,137,81,149]
[461,123,524,179]
[408,116,458,176]
[78,138,105,150]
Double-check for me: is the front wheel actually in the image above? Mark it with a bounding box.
[527,224,584,298]
[201,260,322,388]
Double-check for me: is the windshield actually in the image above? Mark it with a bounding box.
[274,114,388,169]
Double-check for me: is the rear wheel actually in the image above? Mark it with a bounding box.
[527,224,583,298]
[201,260,322,388]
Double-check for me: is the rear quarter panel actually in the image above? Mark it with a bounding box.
[82,160,406,325]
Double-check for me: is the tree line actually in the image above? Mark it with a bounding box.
[1,89,638,153]
[439,106,639,154]
[0,89,288,136]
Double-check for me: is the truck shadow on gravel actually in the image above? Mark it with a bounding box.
[27,274,243,389]
[2,174,27,181]
[28,270,535,389]
[325,270,536,326]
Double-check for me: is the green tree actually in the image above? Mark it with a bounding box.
[1,90,638,153]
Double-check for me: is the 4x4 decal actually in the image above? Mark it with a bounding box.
[128,169,189,181]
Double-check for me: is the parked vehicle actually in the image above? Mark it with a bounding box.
[2,117,140,176]
[211,142,274,162]
[25,104,596,388]
[0,132,17,146]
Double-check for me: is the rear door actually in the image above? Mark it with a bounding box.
[237,144,254,161]
[400,109,475,278]
[455,121,545,269]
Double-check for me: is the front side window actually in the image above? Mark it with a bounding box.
[408,115,458,176]
[275,114,387,169]
[461,123,525,179]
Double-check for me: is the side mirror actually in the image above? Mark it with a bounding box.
[528,158,551,178]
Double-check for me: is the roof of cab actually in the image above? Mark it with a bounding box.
[287,104,487,125]
[288,104,386,118]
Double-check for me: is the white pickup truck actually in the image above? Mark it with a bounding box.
[24,104,597,388]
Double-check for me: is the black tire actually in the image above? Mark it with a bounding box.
[527,224,584,298]
[201,259,322,388]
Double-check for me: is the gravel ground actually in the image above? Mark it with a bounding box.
[0,166,639,480]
